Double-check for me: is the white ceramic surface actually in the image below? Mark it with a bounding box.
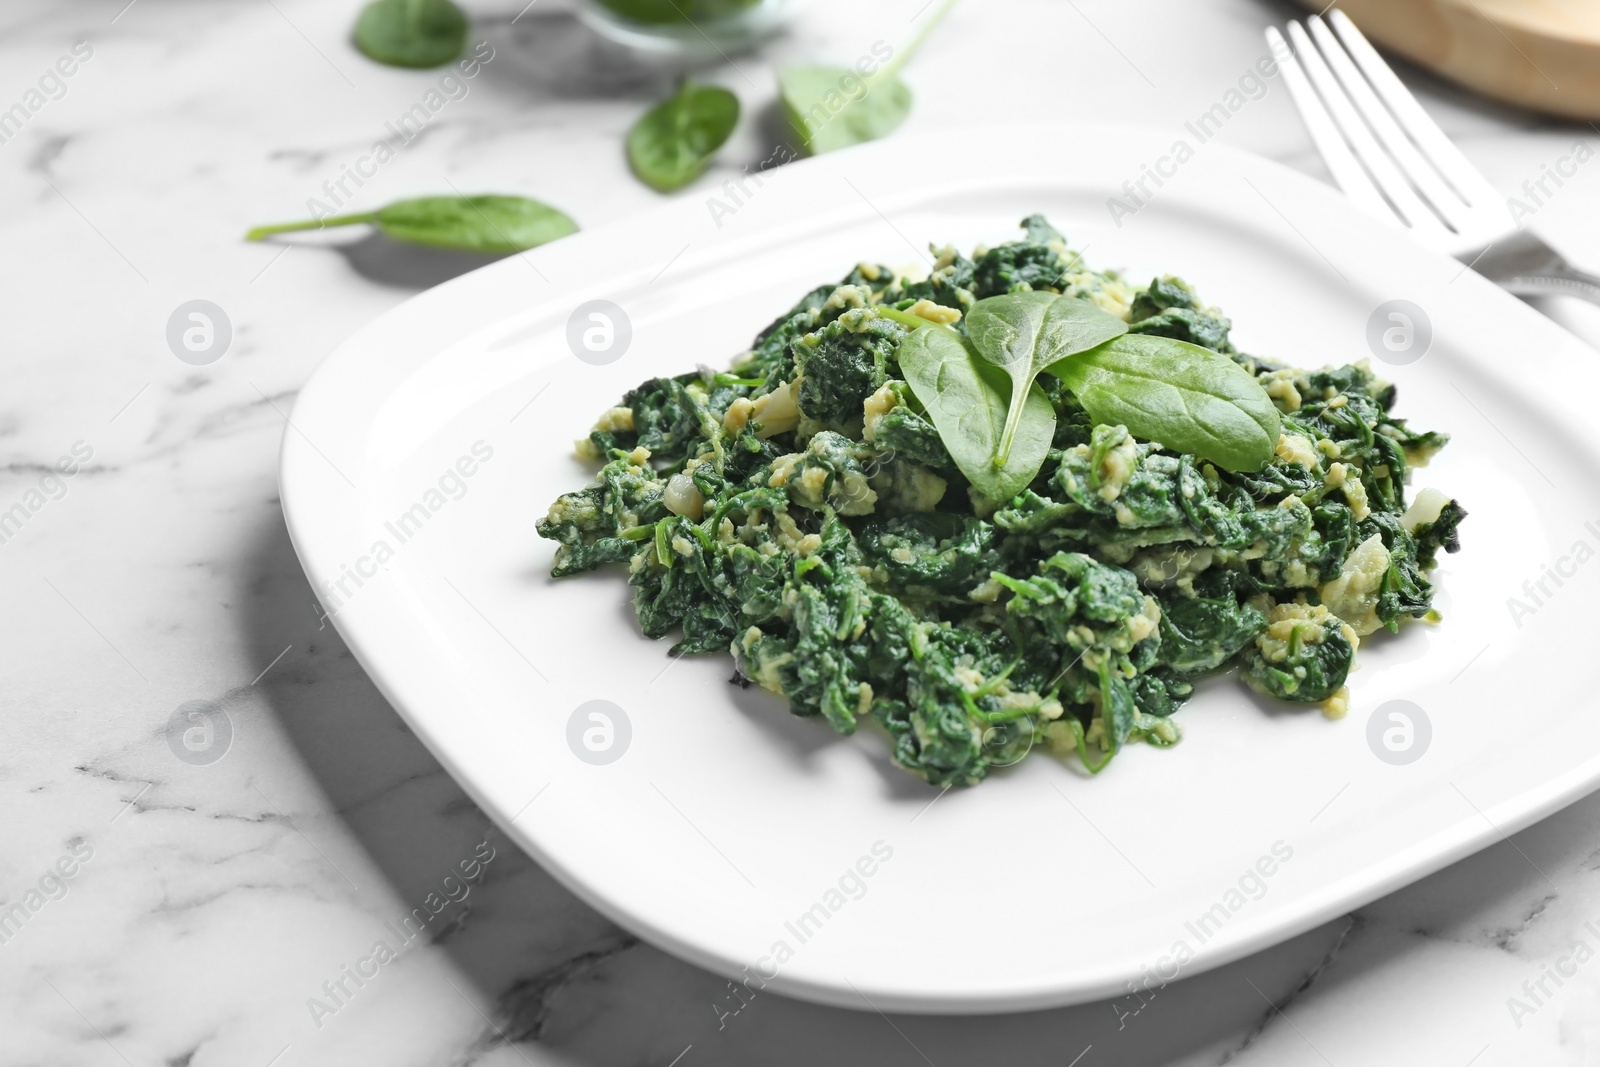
[281,123,1600,1012]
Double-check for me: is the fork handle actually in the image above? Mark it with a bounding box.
[1468,231,1600,308]
[1494,267,1600,307]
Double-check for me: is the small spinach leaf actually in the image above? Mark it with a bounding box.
[1048,334,1280,472]
[896,322,1054,502]
[372,196,576,252]
[778,0,957,156]
[245,195,577,253]
[627,81,740,193]
[966,292,1127,465]
[780,66,912,156]
[354,0,467,69]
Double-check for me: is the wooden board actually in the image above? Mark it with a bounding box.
[1301,0,1600,120]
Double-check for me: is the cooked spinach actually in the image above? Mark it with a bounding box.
[538,215,1465,785]
[628,80,741,193]
[353,0,467,68]
[245,195,577,253]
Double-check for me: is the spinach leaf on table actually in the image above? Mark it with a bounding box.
[895,321,1054,503]
[354,0,467,69]
[778,0,957,155]
[965,291,1127,465]
[245,195,577,253]
[1048,334,1281,472]
[779,66,912,156]
[627,81,741,193]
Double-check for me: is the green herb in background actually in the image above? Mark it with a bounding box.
[1049,334,1282,473]
[965,291,1127,464]
[779,0,957,156]
[600,0,761,24]
[628,81,741,193]
[354,0,468,69]
[245,195,577,253]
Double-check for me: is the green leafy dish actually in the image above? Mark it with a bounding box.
[538,216,1466,786]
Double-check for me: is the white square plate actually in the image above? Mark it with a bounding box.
[281,124,1600,1012]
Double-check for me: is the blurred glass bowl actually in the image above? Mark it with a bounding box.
[577,0,807,55]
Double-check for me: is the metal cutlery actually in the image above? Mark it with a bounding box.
[1268,10,1600,306]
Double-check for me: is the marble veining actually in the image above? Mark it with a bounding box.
[3,0,1600,1064]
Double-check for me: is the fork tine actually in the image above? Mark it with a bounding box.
[1264,26,1394,224]
[1286,20,1452,242]
[1326,9,1503,211]
[1306,15,1470,232]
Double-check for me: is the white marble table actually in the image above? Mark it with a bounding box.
[5,0,1600,1064]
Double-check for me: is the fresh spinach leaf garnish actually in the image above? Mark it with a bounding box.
[245,195,577,253]
[1048,334,1281,472]
[353,0,467,69]
[895,321,1054,502]
[965,291,1127,465]
[778,0,957,156]
[627,80,741,193]
[895,291,1276,491]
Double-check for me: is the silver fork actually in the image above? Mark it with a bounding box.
[1267,10,1600,306]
